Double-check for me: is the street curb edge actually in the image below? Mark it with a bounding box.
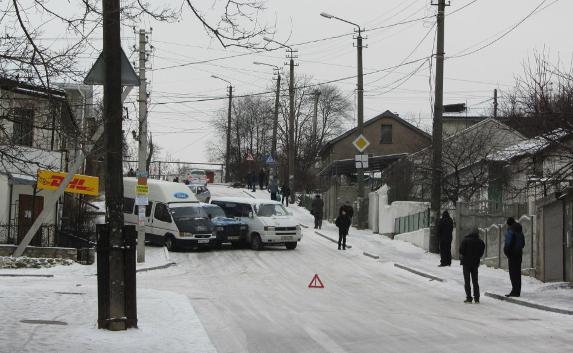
[484,292,573,316]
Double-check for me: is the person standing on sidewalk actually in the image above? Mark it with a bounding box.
[335,208,351,250]
[339,201,354,226]
[311,194,324,229]
[281,183,291,207]
[438,210,454,267]
[269,178,279,201]
[459,227,485,304]
[504,218,525,297]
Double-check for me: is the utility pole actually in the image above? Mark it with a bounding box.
[211,75,233,182]
[272,70,281,158]
[320,12,366,228]
[262,38,297,202]
[137,29,148,263]
[312,90,321,139]
[429,0,448,254]
[493,88,498,118]
[103,0,126,331]
[226,85,233,182]
[288,49,297,203]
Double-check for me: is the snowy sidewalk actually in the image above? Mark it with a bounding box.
[0,247,217,353]
[287,199,573,315]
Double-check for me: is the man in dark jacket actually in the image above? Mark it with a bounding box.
[281,183,291,207]
[504,218,525,297]
[339,201,354,225]
[335,208,351,250]
[438,210,454,267]
[269,178,279,201]
[459,227,485,303]
[311,195,324,229]
[258,169,265,190]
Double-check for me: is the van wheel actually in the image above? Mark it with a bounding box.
[165,235,176,251]
[285,242,297,250]
[250,234,262,251]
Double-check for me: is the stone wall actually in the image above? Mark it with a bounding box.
[0,244,77,261]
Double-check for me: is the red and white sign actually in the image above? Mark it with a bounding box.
[308,274,325,288]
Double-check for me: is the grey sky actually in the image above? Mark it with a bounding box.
[63,0,573,164]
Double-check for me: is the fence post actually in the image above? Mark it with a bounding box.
[484,228,488,258]
[497,225,502,268]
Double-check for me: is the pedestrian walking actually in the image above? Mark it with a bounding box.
[269,178,279,201]
[258,169,265,190]
[127,168,136,177]
[438,210,454,267]
[281,183,291,207]
[246,172,252,190]
[335,208,351,250]
[249,173,256,192]
[504,218,525,297]
[459,227,485,303]
[311,194,324,229]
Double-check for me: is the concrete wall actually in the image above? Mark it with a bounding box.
[368,191,379,233]
[0,175,9,224]
[375,185,429,235]
[0,244,77,260]
[394,228,430,251]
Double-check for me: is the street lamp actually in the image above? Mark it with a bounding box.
[211,75,233,183]
[263,37,297,204]
[321,11,366,229]
[253,61,281,160]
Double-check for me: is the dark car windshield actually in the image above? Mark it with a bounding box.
[169,205,208,220]
[203,205,226,218]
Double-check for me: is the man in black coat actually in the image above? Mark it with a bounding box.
[335,208,351,250]
[281,183,291,207]
[459,227,485,303]
[438,210,454,267]
[504,219,525,297]
[311,195,324,229]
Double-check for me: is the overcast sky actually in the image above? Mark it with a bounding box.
[64,0,573,164]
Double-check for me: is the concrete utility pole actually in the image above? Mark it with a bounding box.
[429,0,448,254]
[263,37,297,202]
[493,88,498,118]
[320,12,366,228]
[103,0,126,330]
[312,90,321,139]
[137,29,148,263]
[272,70,281,158]
[211,75,232,182]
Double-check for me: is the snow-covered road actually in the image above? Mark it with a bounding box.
[2,184,571,353]
[135,185,573,353]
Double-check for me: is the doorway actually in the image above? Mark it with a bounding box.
[17,194,44,246]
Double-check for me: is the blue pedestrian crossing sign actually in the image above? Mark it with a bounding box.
[265,155,276,165]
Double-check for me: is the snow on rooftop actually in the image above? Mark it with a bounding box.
[487,129,569,162]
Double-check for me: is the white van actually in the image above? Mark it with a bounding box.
[210,197,302,250]
[123,177,216,251]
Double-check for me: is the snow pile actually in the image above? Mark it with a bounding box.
[0,256,74,269]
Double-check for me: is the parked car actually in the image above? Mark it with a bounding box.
[188,169,207,186]
[123,178,216,251]
[210,197,302,250]
[188,184,211,203]
[200,203,248,248]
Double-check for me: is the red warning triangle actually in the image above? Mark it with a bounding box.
[308,274,325,288]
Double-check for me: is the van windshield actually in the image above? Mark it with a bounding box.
[257,204,289,217]
[203,205,226,218]
[169,205,208,220]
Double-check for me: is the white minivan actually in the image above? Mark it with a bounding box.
[123,177,216,251]
[210,197,302,250]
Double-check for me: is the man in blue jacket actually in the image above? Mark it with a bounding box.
[504,217,525,297]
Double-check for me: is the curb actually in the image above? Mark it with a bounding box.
[314,231,352,249]
[363,252,380,260]
[136,261,177,273]
[394,263,445,282]
[484,292,573,316]
[0,274,54,278]
[299,224,309,229]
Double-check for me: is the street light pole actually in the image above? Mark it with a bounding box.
[253,62,281,159]
[263,38,297,203]
[212,75,233,183]
[321,12,366,228]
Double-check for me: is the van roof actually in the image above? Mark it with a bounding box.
[123,177,198,203]
[211,196,282,205]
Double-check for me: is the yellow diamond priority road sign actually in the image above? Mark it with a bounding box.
[352,134,370,152]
